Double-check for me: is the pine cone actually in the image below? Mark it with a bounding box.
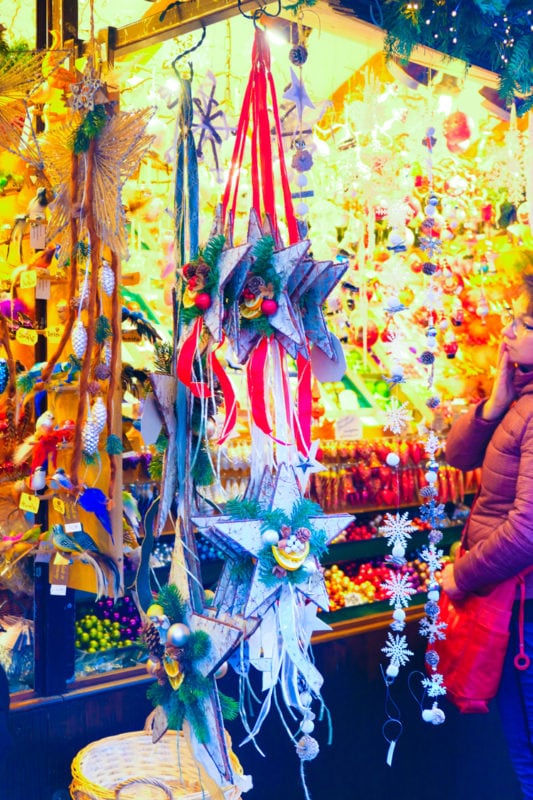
[142,621,164,658]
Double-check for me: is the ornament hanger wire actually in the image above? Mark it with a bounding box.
[238,0,282,28]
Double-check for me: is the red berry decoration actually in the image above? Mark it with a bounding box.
[261,298,278,316]
[195,292,211,311]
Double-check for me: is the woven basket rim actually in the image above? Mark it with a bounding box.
[70,730,240,800]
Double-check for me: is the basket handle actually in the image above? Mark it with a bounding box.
[114,777,173,799]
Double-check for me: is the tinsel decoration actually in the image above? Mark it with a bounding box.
[71,319,88,359]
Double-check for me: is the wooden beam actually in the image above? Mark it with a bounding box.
[88,0,263,59]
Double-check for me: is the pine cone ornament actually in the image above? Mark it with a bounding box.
[71,319,88,359]
[99,259,115,296]
[91,396,107,434]
[142,621,165,658]
[0,358,8,393]
[82,416,100,455]
[289,44,308,66]
[104,340,112,367]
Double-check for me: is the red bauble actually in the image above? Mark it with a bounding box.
[354,321,379,349]
[195,292,212,311]
[261,298,278,316]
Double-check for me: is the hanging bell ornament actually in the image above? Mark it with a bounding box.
[82,415,100,455]
[99,259,115,296]
[0,358,8,393]
[71,319,88,359]
[91,396,107,434]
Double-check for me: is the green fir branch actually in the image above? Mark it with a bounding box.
[223,497,261,519]
[201,234,225,271]
[148,451,163,480]
[153,341,173,374]
[156,584,187,623]
[219,691,239,721]
[95,315,112,344]
[105,434,123,455]
[71,105,108,154]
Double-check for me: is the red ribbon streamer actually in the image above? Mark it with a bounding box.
[176,316,211,398]
[295,351,312,454]
[209,346,238,445]
[246,336,272,436]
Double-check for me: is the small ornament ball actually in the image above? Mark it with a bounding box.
[261,298,278,316]
[166,622,191,647]
[386,452,400,468]
[289,44,308,66]
[195,292,212,311]
[262,528,280,545]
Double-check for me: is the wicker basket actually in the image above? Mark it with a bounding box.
[70,730,241,800]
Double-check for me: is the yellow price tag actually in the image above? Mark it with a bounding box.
[47,324,64,343]
[16,328,38,346]
[53,497,66,515]
[19,492,40,514]
[20,270,37,289]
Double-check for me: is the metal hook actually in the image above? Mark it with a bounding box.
[171,23,207,79]
[238,0,281,25]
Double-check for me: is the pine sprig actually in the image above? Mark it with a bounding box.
[252,236,281,296]
[223,497,261,519]
[148,451,163,480]
[201,234,225,271]
[153,341,173,374]
[106,434,123,455]
[219,691,239,721]
[71,105,108,154]
[95,314,112,344]
[157,584,187,623]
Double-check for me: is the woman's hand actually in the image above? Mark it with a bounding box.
[482,342,516,421]
[441,563,466,602]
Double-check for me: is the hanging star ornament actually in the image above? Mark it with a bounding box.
[203,241,251,342]
[283,68,315,120]
[192,463,351,618]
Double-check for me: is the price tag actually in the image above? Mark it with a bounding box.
[36,278,51,300]
[50,584,68,596]
[63,499,82,532]
[53,497,66,515]
[20,270,37,289]
[30,223,47,250]
[19,492,40,514]
[47,324,64,343]
[16,328,38,346]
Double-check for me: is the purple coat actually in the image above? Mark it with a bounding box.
[445,369,533,596]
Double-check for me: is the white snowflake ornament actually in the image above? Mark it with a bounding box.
[381,632,414,668]
[382,572,418,608]
[381,511,416,550]
[384,397,412,435]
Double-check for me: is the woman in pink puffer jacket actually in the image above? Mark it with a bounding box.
[444,270,533,799]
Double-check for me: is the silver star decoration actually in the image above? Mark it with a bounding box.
[294,440,325,492]
[203,241,251,342]
[192,463,351,618]
[298,258,348,358]
[283,68,315,120]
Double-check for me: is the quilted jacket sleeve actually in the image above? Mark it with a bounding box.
[445,401,502,472]
[453,405,533,593]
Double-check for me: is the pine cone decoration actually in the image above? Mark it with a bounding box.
[142,621,165,658]
[82,417,100,455]
[99,259,115,296]
[71,319,88,359]
[91,396,107,434]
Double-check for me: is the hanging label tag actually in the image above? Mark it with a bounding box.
[47,324,64,343]
[50,583,68,596]
[36,278,51,300]
[53,497,66,515]
[30,223,47,250]
[19,492,40,514]
[16,328,38,346]
[20,270,37,289]
[63,499,82,532]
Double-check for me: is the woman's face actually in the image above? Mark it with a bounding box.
[502,292,533,367]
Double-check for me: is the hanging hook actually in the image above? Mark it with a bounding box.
[238,0,282,25]
[171,23,207,79]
